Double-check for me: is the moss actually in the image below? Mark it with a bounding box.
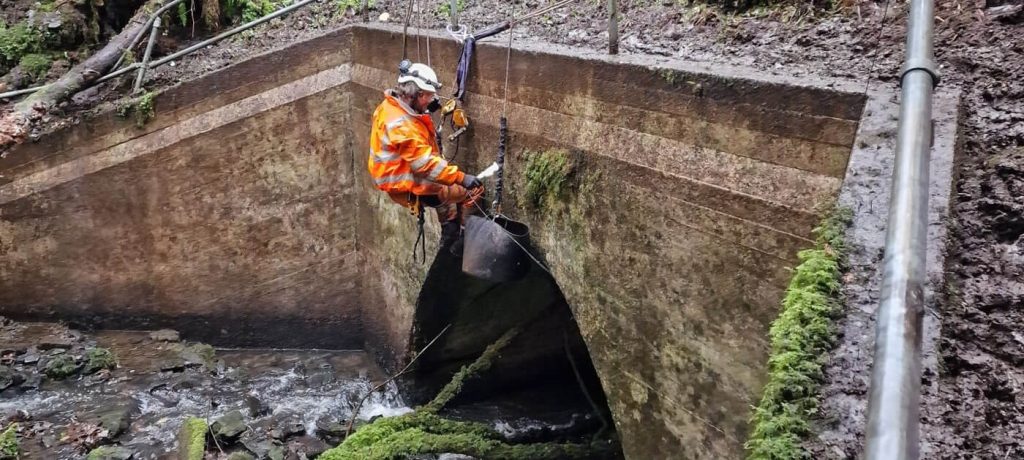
[84,347,117,374]
[44,354,80,379]
[523,149,575,211]
[18,52,52,79]
[436,0,465,17]
[745,207,852,460]
[86,445,133,460]
[422,327,520,414]
[0,23,46,66]
[177,417,207,460]
[0,424,17,460]
[319,327,613,459]
[135,91,156,128]
[224,0,278,23]
[337,0,374,11]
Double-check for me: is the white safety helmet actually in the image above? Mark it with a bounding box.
[398,62,441,93]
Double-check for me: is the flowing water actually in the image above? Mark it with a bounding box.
[0,322,600,459]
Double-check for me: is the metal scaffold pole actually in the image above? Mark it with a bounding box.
[864,0,939,457]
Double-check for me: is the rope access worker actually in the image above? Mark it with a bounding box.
[368,62,484,254]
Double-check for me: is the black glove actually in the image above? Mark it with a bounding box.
[462,174,482,189]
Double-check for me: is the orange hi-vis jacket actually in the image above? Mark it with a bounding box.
[368,90,465,196]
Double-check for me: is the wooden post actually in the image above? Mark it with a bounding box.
[608,0,618,55]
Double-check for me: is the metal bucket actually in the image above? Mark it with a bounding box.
[462,214,531,282]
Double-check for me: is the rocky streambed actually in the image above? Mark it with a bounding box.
[0,317,594,459]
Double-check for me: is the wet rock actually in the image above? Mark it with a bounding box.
[268,413,305,441]
[96,406,133,438]
[38,336,74,351]
[227,452,255,460]
[286,436,327,459]
[43,354,80,380]
[244,394,270,418]
[86,445,134,460]
[314,417,347,444]
[18,374,41,391]
[18,348,39,365]
[174,343,216,370]
[84,348,117,374]
[304,362,334,388]
[148,329,180,342]
[211,410,247,442]
[241,437,275,459]
[267,444,286,460]
[0,366,24,392]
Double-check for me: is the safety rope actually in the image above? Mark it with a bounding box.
[401,0,415,59]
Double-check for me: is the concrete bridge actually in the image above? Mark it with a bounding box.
[0,24,959,458]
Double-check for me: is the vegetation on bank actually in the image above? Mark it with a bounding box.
[178,417,208,460]
[0,424,17,460]
[745,207,852,460]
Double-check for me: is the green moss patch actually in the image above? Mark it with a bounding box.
[0,23,47,66]
[523,149,575,210]
[177,417,207,460]
[84,347,117,374]
[319,328,615,459]
[0,424,18,460]
[44,354,81,380]
[745,207,852,460]
[18,52,53,79]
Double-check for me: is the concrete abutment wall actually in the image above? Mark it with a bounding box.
[0,24,879,458]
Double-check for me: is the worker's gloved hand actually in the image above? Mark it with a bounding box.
[462,174,482,189]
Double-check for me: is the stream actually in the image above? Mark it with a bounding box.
[0,319,599,459]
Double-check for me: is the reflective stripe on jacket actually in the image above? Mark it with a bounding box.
[368,90,465,195]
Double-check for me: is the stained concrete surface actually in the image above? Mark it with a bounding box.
[0,22,957,460]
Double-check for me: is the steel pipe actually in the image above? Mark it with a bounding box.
[2,0,317,100]
[133,16,162,93]
[864,0,937,458]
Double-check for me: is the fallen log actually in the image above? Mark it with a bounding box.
[0,0,164,155]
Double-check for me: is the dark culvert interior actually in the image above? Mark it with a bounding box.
[0,21,873,460]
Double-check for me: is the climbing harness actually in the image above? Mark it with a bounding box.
[387,0,580,269]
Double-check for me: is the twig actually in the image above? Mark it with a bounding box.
[344,323,452,436]
[205,409,224,454]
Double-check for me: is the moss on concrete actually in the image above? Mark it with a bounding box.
[523,149,575,211]
[0,423,17,460]
[44,354,80,379]
[135,91,156,128]
[84,347,117,374]
[745,207,852,460]
[177,417,207,460]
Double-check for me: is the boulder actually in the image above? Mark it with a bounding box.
[86,445,134,460]
[148,329,181,342]
[211,410,247,442]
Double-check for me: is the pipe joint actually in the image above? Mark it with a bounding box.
[901,58,941,88]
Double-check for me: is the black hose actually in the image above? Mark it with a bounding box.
[472,21,511,41]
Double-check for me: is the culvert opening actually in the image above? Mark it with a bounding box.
[0,21,872,460]
[406,241,619,452]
